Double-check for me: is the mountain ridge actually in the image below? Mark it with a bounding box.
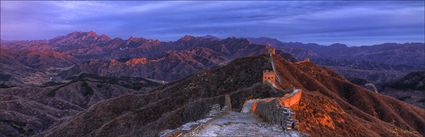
[248,37,425,84]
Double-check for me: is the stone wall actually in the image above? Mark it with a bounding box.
[158,96,226,137]
[278,89,303,108]
[229,83,284,111]
[254,99,295,130]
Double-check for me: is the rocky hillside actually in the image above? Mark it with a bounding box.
[376,71,425,108]
[389,71,425,91]
[0,48,78,85]
[0,74,162,137]
[270,55,424,136]
[248,37,425,84]
[39,54,424,137]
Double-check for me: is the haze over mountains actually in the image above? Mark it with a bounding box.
[1,31,424,137]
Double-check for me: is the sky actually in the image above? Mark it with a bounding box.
[1,1,424,45]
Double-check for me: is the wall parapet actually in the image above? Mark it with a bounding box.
[279,89,303,108]
[254,99,295,130]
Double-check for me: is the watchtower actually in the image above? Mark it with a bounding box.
[263,70,276,84]
[267,47,276,55]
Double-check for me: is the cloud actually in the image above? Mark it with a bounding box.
[1,1,424,45]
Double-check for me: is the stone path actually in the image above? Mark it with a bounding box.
[189,112,301,137]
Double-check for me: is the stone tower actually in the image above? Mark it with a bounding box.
[267,46,276,55]
[263,70,276,84]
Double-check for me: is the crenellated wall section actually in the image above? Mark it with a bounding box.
[251,47,303,130]
[253,99,296,130]
[262,47,303,108]
[278,89,303,108]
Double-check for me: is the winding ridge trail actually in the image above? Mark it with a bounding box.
[270,52,282,83]
[167,52,301,136]
[189,51,303,136]
[190,112,301,137]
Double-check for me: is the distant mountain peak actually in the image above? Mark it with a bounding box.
[179,35,196,42]
[68,31,98,38]
[177,35,220,42]
[51,31,111,43]
[126,36,148,44]
[86,31,97,36]
[247,37,283,46]
[125,57,149,65]
[201,35,219,40]
[329,43,348,48]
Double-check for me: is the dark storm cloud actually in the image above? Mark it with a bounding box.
[1,1,424,45]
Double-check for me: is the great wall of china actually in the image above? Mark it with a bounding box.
[246,46,303,130]
[160,47,304,136]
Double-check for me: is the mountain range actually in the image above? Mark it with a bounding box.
[1,32,294,84]
[2,32,423,85]
[248,37,425,84]
[1,32,424,137]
